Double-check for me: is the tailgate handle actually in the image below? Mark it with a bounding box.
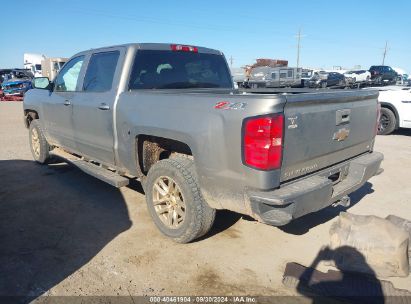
[336,109,351,125]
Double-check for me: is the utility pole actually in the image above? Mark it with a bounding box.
[229,56,234,68]
[382,41,388,65]
[296,28,303,69]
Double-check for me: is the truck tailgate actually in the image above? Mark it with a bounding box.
[281,90,379,182]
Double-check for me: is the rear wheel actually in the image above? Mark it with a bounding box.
[145,157,215,243]
[378,107,396,135]
[29,120,50,164]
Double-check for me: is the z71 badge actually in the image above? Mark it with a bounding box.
[287,116,298,129]
[214,101,247,110]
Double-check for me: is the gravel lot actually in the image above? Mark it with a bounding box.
[1,102,410,300]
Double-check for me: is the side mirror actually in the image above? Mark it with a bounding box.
[32,77,52,90]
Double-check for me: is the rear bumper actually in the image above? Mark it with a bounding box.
[246,152,383,226]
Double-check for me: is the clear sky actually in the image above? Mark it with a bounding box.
[2,0,410,73]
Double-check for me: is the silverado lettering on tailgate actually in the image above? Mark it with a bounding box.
[283,163,319,179]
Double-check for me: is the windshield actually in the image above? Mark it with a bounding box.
[129,50,233,89]
[302,71,313,77]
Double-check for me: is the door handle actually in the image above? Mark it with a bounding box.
[98,103,110,110]
[63,100,71,106]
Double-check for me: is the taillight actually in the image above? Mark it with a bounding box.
[243,114,284,170]
[170,44,198,53]
[375,103,381,136]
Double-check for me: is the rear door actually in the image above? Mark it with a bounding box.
[281,90,378,182]
[72,49,123,165]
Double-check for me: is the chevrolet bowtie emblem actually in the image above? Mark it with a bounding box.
[333,128,350,141]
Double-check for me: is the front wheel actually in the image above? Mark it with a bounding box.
[29,120,50,163]
[145,157,216,243]
[378,107,396,135]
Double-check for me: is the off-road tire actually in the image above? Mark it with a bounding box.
[378,107,396,135]
[145,157,215,243]
[29,120,50,164]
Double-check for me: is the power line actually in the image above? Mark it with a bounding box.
[296,28,305,69]
[382,41,389,65]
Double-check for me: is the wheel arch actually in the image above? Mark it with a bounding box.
[135,135,193,178]
[24,109,39,128]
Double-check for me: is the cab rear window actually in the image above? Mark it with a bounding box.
[129,50,232,89]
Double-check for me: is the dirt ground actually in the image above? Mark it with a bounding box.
[1,102,410,301]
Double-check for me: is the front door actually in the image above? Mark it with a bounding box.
[42,55,85,150]
[72,50,122,165]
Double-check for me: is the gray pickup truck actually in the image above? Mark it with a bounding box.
[23,43,383,243]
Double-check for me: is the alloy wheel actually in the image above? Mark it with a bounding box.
[152,176,186,229]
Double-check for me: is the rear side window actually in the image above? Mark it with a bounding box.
[129,50,232,89]
[287,70,293,77]
[83,51,120,92]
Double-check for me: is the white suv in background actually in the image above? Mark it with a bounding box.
[375,86,411,134]
[344,70,371,83]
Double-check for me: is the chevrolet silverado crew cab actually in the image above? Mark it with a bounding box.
[24,43,383,243]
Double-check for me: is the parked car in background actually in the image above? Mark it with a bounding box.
[1,69,34,97]
[2,79,32,96]
[308,71,347,88]
[344,70,371,83]
[369,65,398,85]
[372,86,411,135]
[301,69,315,87]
